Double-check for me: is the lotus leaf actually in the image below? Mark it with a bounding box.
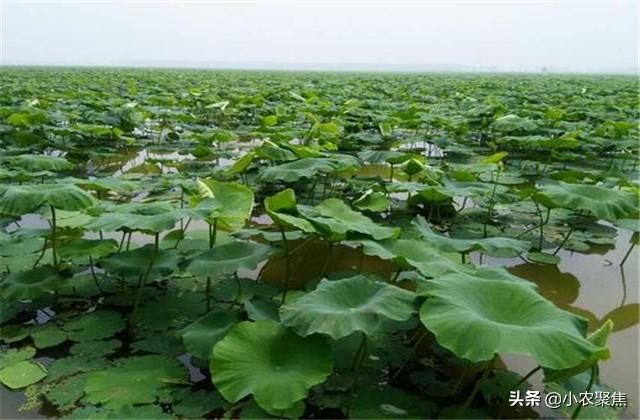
[413,216,530,257]
[100,246,179,279]
[193,179,254,231]
[280,275,417,339]
[210,320,333,411]
[259,158,337,183]
[178,310,240,360]
[187,241,274,277]
[0,360,47,389]
[264,188,316,233]
[0,265,62,300]
[0,184,95,215]
[84,355,187,408]
[540,181,637,220]
[299,198,399,241]
[419,273,607,369]
[62,310,126,342]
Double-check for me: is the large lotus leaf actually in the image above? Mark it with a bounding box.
[419,273,607,369]
[0,360,47,389]
[75,177,139,194]
[210,320,333,411]
[299,198,399,241]
[7,154,74,172]
[540,182,637,220]
[357,150,409,164]
[187,241,274,277]
[0,265,62,300]
[490,114,538,134]
[86,211,179,233]
[264,189,316,233]
[193,179,254,231]
[62,310,126,342]
[280,275,417,339]
[545,371,623,419]
[30,323,68,348]
[59,238,119,262]
[0,234,45,257]
[543,319,613,383]
[100,246,179,279]
[0,184,95,215]
[412,216,530,257]
[178,310,240,360]
[353,190,390,212]
[259,158,337,183]
[84,355,188,408]
[353,239,471,278]
[0,347,36,370]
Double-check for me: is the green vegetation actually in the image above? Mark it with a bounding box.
[0,68,638,418]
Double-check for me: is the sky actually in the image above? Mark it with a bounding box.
[1,0,638,73]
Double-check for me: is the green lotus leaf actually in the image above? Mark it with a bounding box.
[280,275,417,339]
[84,355,188,408]
[172,389,226,418]
[0,235,45,257]
[540,181,637,220]
[44,372,87,407]
[0,346,36,370]
[490,114,538,134]
[413,216,529,257]
[86,211,179,233]
[264,189,316,233]
[178,310,240,360]
[62,310,126,342]
[419,272,607,369]
[187,241,274,277]
[357,150,409,164]
[299,198,399,241]
[545,370,623,419]
[544,319,614,383]
[0,360,47,389]
[192,179,254,231]
[0,324,29,343]
[75,177,139,194]
[100,246,179,279]
[46,355,109,382]
[210,320,333,411]
[0,184,95,215]
[228,152,256,174]
[59,238,119,262]
[30,323,68,348]
[70,339,122,357]
[353,190,390,212]
[527,251,561,265]
[7,154,74,172]
[259,158,337,183]
[354,239,471,277]
[0,265,63,300]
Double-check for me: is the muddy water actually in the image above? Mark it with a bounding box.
[480,229,639,418]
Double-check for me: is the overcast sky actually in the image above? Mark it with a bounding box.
[1,1,638,73]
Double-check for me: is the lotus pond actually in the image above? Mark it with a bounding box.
[0,68,638,419]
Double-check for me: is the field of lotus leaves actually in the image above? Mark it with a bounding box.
[0,68,638,419]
